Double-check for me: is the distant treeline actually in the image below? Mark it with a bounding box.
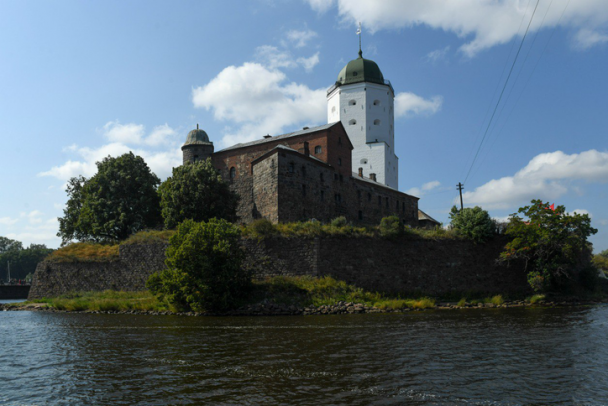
[0,237,54,281]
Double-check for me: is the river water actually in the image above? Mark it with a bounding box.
[1,304,608,405]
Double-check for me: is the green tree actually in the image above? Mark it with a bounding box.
[0,236,23,254]
[0,241,54,281]
[449,205,495,243]
[379,216,403,238]
[158,159,239,229]
[500,199,597,292]
[147,218,250,312]
[57,153,162,244]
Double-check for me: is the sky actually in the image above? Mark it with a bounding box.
[1,0,607,251]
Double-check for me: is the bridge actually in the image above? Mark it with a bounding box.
[0,285,31,300]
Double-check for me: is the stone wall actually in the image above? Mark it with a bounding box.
[29,236,530,300]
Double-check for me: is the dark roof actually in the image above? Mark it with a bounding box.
[351,172,419,199]
[418,209,440,224]
[336,51,385,86]
[217,122,340,153]
[184,128,211,145]
[251,144,331,167]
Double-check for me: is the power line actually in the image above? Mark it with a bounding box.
[463,0,541,185]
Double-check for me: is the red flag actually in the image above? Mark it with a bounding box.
[550,204,555,211]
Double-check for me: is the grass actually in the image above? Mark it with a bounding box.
[528,294,546,304]
[121,229,176,245]
[47,242,119,262]
[26,290,173,312]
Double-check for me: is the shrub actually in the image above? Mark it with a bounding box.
[457,298,467,307]
[121,229,176,246]
[330,216,348,228]
[147,218,250,312]
[449,206,495,243]
[248,218,277,239]
[489,295,504,306]
[379,216,402,238]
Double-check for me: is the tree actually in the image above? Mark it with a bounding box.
[158,159,239,229]
[379,216,403,238]
[449,205,495,243]
[147,218,250,312]
[500,199,597,292]
[0,236,23,254]
[0,240,54,281]
[57,153,162,244]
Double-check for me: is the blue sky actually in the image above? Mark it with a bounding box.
[1,0,607,250]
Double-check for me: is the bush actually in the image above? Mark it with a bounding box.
[379,216,402,238]
[147,218,250,312]
[248,218,277,239]
[449,206,495,243]
[330,216,348,228]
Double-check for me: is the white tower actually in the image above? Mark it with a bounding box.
[327,49,398,189]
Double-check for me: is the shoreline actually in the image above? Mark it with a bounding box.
[3,298,607,317]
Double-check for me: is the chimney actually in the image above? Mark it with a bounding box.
[303,141,310,156]
[370,173,376,182]
[358,167,363,177]
[263,134,272,139]
[303,126,309,130]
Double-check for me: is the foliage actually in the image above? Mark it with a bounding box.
[247,218,278,239]
[158,159,239,229]
[330,216,348,228]
[528,294,545,304]
[457,298,467,307]
[489,295,504,306]
[121,229,176,246]
[500,199,598,292]
[379,216,403,238]
[47,242,119,262]
[598,249,608,258]
[26,290,171,312]
[241,220,373,239]
[57,153,162,244]
[147,218,250,312]
[592,254,608,274]
[449,205,495,243]
[0,239,54,280]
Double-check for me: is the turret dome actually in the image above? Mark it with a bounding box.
[336,50,385,86]
[184,125,211,145]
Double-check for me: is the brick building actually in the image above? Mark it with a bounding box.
[180,49,420,226]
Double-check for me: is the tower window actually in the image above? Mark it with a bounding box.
[229,167,236,180]
[314,145,322,154]
[348,100,356,106]
[331,106,336,113]
[349,119,357,125]
[360,158,368,164]
[374,119,381,126]
[193,155,199,161]
[373,100,381,106]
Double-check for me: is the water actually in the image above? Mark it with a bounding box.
[2,306,608,405]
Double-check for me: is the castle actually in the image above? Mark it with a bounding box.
[181,50,425,227]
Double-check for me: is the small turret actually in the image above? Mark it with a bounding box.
[181,124,214,164]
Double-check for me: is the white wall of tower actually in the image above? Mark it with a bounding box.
[327,82,399,189]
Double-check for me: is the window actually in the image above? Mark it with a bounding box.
[338,137,342,145]
[193,155,199,161]
[271,159,275,167]
[339,174,343,182]
[378,196,381,205]
[357,190,361,200]
[302,184,306,197]
[358,210,363,220]
[373,100,380,106]
[352,71,358,76]
[348,119,357,125]
[402,202,405,212]
[320,173,324,182]
[335,193,342,204]
[396,200,399,210]
[314,145,322,154]
[331,106,336,113]
[301,166,306,177]
[386,197,389,208]
[289,163,295,173]
[368,192,372,202]
[349,100,356,106]
[338,158,342,166]
[229,167,236,180]
[373,119,381,126]
[360,158,368,164]
[320,190,325,201]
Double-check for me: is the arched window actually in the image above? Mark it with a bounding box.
[373,119,381,126]
[348,100,356,106]
[373,100,381,106]
[348,119,357,125]
[314,145,322,154]
[331,106,336,113]
[229,167,236,180]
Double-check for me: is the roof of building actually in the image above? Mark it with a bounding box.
[217,122,342,153]
[183,125,212,146]
[418,209,440,224]
[336,50,385,86]
[251,144,331,167]
[352,172,419,199]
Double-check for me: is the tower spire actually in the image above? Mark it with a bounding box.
[357,22,362,57]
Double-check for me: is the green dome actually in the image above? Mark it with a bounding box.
[336,51,385,86]
[184,126,211,145]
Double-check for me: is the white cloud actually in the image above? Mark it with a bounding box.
[192,62,327,146]
[297,52,320,72]
[286,29,318,48]
[574,28,608,49]
[255,45,298,69]
[395,92,443,117]
[0,217,19,226]
[306,0,608,56]
[6,217,61,248]
[146,124,177,146]
[27,210,43,225]
[572,209,592,217]
[103,121,145,144]
[406,180,441,197]
[462,149,608,209]
[426,46,450,63]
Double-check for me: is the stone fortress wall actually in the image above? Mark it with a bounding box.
[29,236,530,300]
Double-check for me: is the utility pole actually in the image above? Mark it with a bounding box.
[7,260,10,284]
[456,183,464,211]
